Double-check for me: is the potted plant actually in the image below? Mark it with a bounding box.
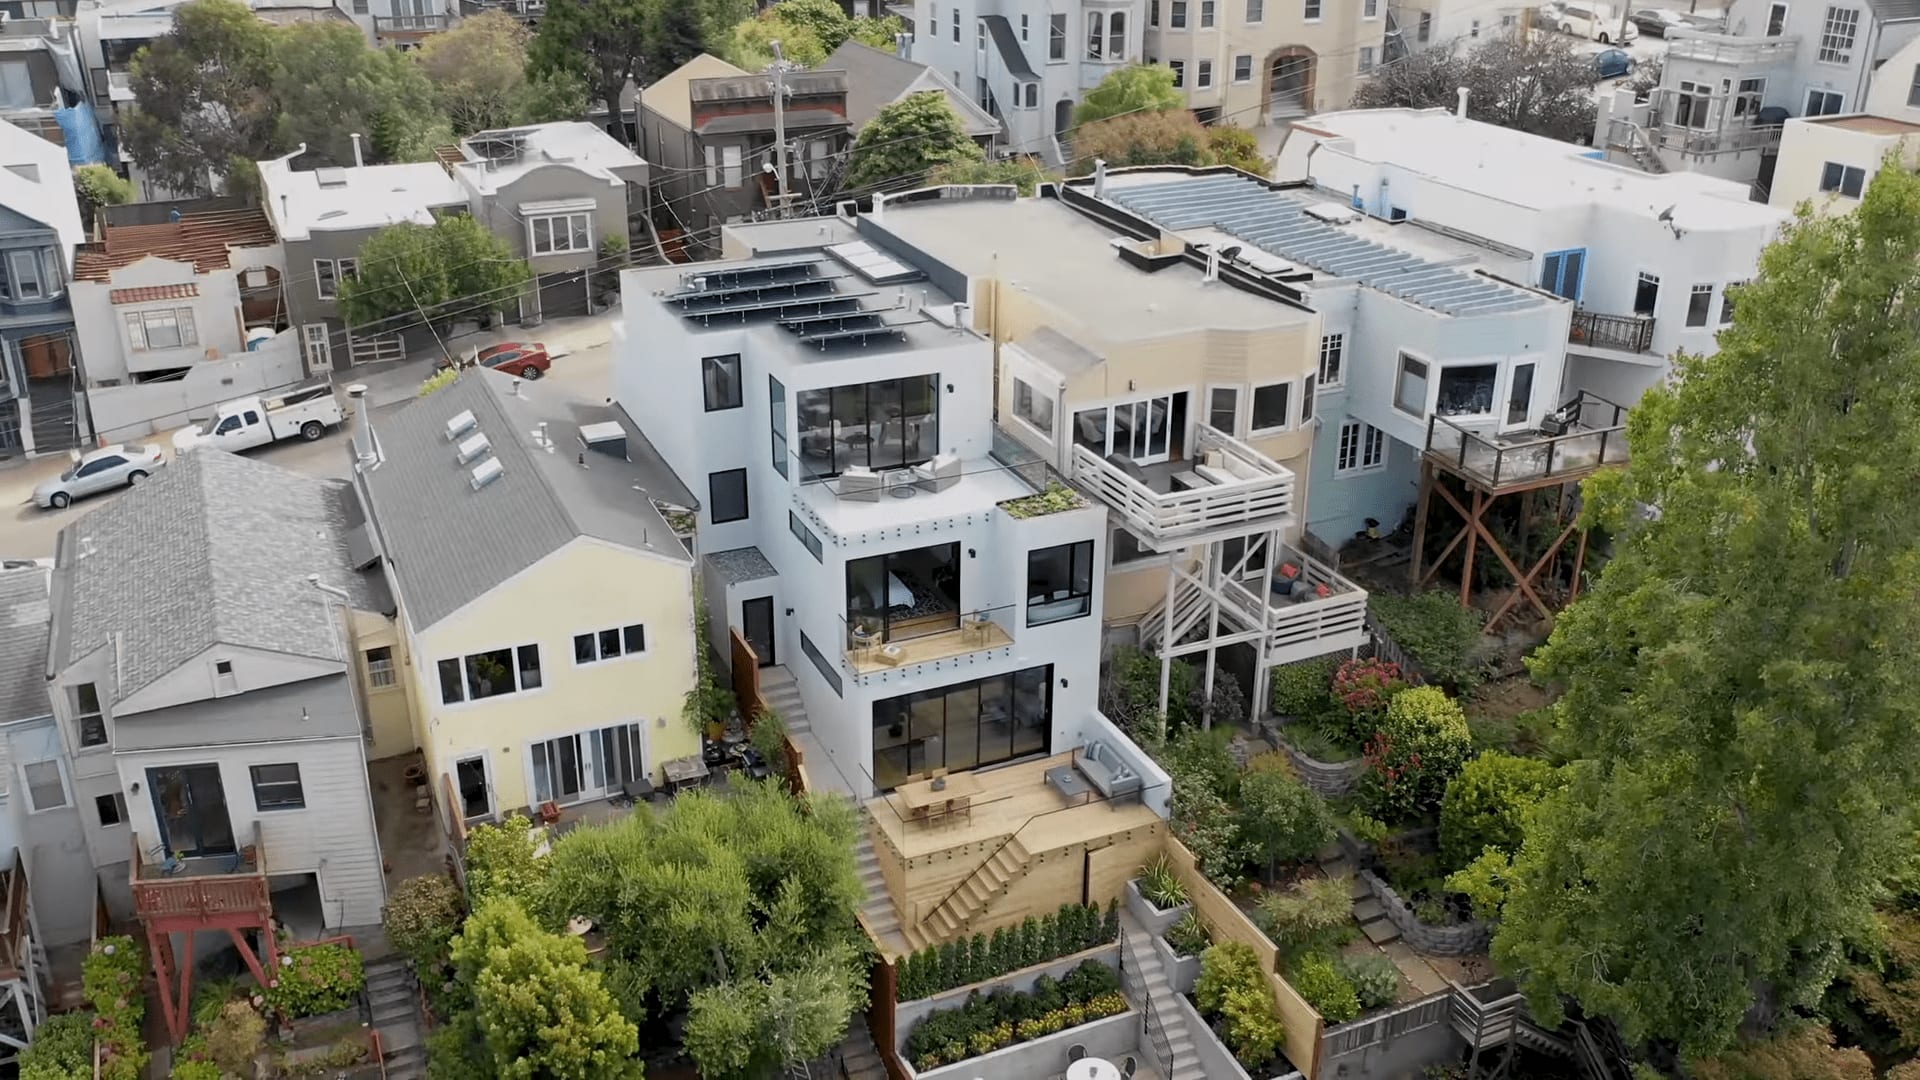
[469,654,507,696]
[1127,854,1191,934]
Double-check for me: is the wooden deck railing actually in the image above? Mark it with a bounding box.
[1424,391,1630,491]
[129,824,271,921]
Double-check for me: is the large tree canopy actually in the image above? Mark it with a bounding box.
[337,215,530,335]
[1351,32,1597,143]
[1073,64,1183,127]
[531,0,746,143]
[845,92,983,193]
[1494,165,1920,1058]
[416,10,587,135]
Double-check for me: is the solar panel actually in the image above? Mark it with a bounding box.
[670,277,839,315]
[825,241,923,284]
[1109,176,1544,317]
[673,258,824,295]
[778,304,905,336]
[679,290,876,324]
[793,324,910,348]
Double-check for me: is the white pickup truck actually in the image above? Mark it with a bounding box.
[173,381,345,453]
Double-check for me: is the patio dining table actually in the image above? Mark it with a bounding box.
[662,755,711,794]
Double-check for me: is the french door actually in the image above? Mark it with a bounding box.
[1075,394,1175,465]
[530,724,646,806]
[148,765,235,857]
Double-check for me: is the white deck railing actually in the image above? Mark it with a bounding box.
[1664,30,1798,64]
[1219,549,1370,665]
[1071,424,1295,549]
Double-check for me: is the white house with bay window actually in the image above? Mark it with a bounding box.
[616,215,1161,806]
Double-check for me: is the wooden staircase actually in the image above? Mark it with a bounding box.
[900,836,1032,951]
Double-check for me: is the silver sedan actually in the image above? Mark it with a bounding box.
[33,444,167,509]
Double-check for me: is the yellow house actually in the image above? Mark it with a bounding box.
[352,369,700,825]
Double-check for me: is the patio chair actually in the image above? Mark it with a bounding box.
[1067,1044,1087,1063]
[1122,1055,1137,1078]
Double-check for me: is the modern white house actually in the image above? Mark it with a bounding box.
[1594,0,1920,194]
[907,0,1149,164]
[616,215,1167,809]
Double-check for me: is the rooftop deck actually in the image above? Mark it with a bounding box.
[1423,392,1629,492]
[1664,30,1798,65]
[1072,424,1295,551]
[793,456,1035,544]
[868,752,1162,862]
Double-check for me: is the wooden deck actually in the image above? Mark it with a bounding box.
[847,618,1014,677]
[868,753,1160,861]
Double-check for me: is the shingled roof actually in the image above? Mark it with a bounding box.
[73,208,279,283]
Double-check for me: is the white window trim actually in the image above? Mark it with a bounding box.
[1010,376,1058,444]
[524,721,649,809]
[1232,55,1253,83]
[1816,4,1858,64]
[365,647,397,689]
[1248,379,1296,436]
[1205,382,1243,437]
[528,210,594,256]
[1107,527,1175,572]
[451,749,497,822]
[1334,420,1388,476]
[125,306,200,353]
[20,758,69,814]
[1318,332,1345,390]
[436,642,546,708]
[1362,0,1379,17]
[1197,59,1213,88]
[1394,350,1433,417]
[1303,0,1322,20]
[572,624,649,666]
[1245,0,1262,23]
[315,258,339,300]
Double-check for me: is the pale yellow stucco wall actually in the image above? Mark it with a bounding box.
[350,607,418,761]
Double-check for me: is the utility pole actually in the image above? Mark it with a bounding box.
[1616,2,1631,46]
[769,40,793,214]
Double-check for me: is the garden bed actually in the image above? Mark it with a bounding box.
[895,943,1121,1025]
[1174,992,1302,1080]
[1126,877,1191,937]
[1358,868,1490,957]
[906,1009,1137,1080]
[1262,722,1365,796]
[898,957,1131,1075]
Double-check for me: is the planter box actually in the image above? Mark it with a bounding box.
[1174,992,1302,1080]
[905,1009,1139,1080]
[1150,932,1202,996]
[896,943,1123,1042]
[1126,878,1190,936]
[1266,722,1367,797]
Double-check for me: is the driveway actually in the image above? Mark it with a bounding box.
[0,308,622,561]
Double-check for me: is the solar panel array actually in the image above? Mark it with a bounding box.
[663,255,911,347]
[1110,175,1546,317]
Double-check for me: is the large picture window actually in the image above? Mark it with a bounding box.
[436,645,542,704]
[795,375,939,479]
[847,542,960,646]
[871,665,1052,789]
[529,211,593,256]
[1436,364,1496,417]
[1027,541,1093,626]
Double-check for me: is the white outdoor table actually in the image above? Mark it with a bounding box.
[1066,1058,1121,1080]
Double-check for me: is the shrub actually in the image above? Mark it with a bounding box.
[1195,941,1266,1015]
[1338,952,1403,1010]
[1344,812,1390,847]
[1197,942,1286,1071]
[1292,953,1361,1024]
[1166,912,1212,959]
[1269,657,1338,718]
[462,812,547,906]
[1329,658,1408,743]
[1445,848,1514,922]
[902,961,1128,1068]
[1102,646,1198,743]
[897,902,1115,1000]
[264,942,366,1019]
[1136,855,1188,910]
[1368,591,1486,692]
[385,874,465,975]
[1239,767,1337,875]
[1356,686,1474,822]
[170,1062,222,1080]
[1438,752,1561,871]
[1257,877,1352,959]
[204,1001,266,1079]
[18,1013,94,1078]
[83,936,148,1080]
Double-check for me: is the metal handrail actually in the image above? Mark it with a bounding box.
[1117,924,1175,1078]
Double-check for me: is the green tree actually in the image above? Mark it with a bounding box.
[1356,685,1473,821]
[1073,64,1182,127]
[270,22,436,171]
[649,0,709,74]
[337,215,530,335]
[122,0,278,194]
[929,157,1054,195]
[683,950,868,1080]
[1205,125,1270,175]
[72,165,133,231]
[1495,165,1920,1057]
[1690,1022,1876,1080]
[846,91,984,192]
[1237,767,1335,877]
[530,0,651,144]
[1072,110,1212,172]
[1438,751,1560,871]
[457,898,644,1080]
[457,812,548,909]
[1351,32,1597,144]
[417,10,587,134]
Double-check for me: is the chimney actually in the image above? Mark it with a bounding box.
[1203,245,1221,284]
[872,193,886,224]
[1456,86,1470,119]
[1094,158,1109,198]
[347,384,379,469]
[350,132,364,167]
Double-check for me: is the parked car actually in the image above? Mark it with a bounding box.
[1545,2,1637,41]
[1594,47,1635,78]
[173,381,345,454]
[438,342,552,380]
[1629,7,1689,34]
[34,444,167,509]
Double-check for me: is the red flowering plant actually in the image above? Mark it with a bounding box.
[1327,657,1408,743]
[1354,687,1473,825]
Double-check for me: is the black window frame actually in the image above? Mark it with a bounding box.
[709,468,749,524]
[702,353,742,411]
[794,374,940,480]
[437,645,542,704]
[1819,161,1865,197]
[250,763,306,811]
[574,624,646,664]
[799,630,843,697]
[769,374,789,478]
[1027,541,1094,626]
[870,664,1052,790]
[789,511,825,563]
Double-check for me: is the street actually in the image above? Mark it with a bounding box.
[0,311,621,561]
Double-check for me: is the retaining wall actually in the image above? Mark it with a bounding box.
[1358,869,1491,956]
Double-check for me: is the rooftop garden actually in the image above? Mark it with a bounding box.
[999,481,1088,519]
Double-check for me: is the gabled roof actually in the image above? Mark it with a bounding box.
[0,567,50,725]
[0,120,83,264]
[74,207,278,283]
[357,370,691,633]
[639,53,751,131]
[51,450,387,706]
[823,41,1001,138]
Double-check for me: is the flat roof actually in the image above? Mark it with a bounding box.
[1100,173,1547,317]
[1294,108,1788,232]
[453,121,645,196]
[257,158,470,241]
[874,193,1316,338]
[1802,113,1920,134]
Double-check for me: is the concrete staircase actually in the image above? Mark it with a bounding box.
[365,956,425,1079]
[1324,851,1399,946]
[855,826,909,957]
[761,666,808,734]
[901,836,1032,952]
[1118,911,1204,1080]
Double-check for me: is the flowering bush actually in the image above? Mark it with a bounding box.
[263,942,366,1019]
[1355,686,1473,822]
[84,936,148,1080]
[1328,658,1409,743]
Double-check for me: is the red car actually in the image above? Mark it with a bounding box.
[443,342,551,379]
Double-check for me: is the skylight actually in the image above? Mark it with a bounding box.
[826,241,923,285]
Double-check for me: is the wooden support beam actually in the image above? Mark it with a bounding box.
[1430,480,1554,627]
[1484,517,1580,633]
[1409,461,1433,589]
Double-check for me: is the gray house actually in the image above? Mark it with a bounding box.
[638,54,853,243]
[257,151,470,372]
[0,118,86,455]
[440,121,650,321]
[824,41,1001,148]
[46,448,393,933]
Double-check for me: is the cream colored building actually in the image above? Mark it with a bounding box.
[1770,113,1920,213]
[1143,0,1387,125]
[353,370,701,825]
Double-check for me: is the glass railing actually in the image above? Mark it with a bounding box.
[839,602,1019,676]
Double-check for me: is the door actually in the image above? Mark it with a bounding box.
[454,755,492,821]
[530,735,586,806]
[302,324,332,375]
[73,454,125,496]
[742,597,776,667]
[148,765,235,857]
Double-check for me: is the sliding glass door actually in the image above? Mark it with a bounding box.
[794,375,940,479]
[1071,393,1181,465]
[847,542,961,646]
[530,723,647,806]
[148,765,235,857]
[870,665,1053,790]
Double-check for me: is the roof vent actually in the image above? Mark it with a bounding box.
[469,456,505,491]
[445,409,478,440]
[315,167,349,188]
[1305,203,1362,225]
[455,431,492,465]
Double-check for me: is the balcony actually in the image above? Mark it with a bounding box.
[129,824,271,927]
[842,604,1016,679]
[375,12,450,34]
[1664,30,1798,65]
[1219,556,1369,666]
[1423,391,1630,492]
[1569,309,1655,354]
[1071,424,1295,551]
[1647,121,1784,156]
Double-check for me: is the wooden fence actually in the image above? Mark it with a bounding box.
[728,628,811,797]
[860,911,910,1080]
[1162,837,1324,1078]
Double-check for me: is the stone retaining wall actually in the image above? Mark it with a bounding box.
[1261,723,1365,797]
[1358,869,1491,956]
